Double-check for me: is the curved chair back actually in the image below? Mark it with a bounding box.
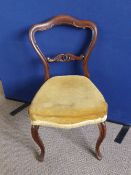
[29,15,97,81]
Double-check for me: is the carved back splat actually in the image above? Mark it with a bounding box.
[29,15,97,81]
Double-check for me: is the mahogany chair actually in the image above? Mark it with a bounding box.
[28,15,107,162]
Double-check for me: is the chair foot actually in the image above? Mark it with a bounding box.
[31,125,45,162]
[95,122,106,160]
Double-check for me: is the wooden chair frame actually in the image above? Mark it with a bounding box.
[29,15,106,162]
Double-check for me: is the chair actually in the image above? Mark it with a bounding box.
[28,15,108,162]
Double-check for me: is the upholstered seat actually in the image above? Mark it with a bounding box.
[29,75,107,128]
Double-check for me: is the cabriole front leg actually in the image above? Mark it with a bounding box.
[96,122,106,160]
[31,125,45,162]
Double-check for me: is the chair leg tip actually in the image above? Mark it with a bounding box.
[96,153,102,160]
[37,154,44,162]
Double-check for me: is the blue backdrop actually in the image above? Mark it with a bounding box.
[0,0,131,125]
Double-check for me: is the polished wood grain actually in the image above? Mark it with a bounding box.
[31,125,45,162]
[96,122,106,160]
[47,53,84,62]
[29,15,97,80]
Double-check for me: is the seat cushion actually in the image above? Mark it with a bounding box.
[29,75,108,128]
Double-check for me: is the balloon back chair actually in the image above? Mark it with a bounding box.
[28,15,108,162]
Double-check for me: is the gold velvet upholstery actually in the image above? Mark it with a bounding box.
[29,75,107,128]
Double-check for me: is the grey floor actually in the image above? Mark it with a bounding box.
[0,82,131,175]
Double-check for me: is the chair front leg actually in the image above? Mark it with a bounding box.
[96,122,106,160]
[31,125,45,162]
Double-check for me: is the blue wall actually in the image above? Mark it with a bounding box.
[0,1,131,125]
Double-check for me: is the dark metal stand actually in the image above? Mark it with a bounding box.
[114,125,130,144]
[10,103,30,116]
